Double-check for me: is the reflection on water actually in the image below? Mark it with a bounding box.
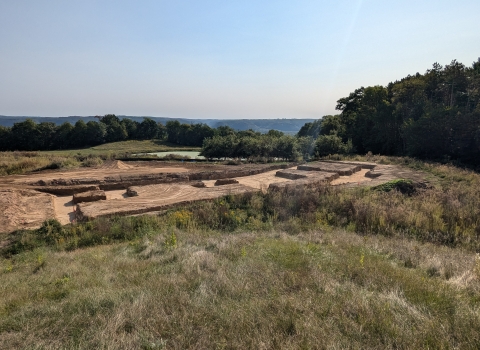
[143,151,204,159]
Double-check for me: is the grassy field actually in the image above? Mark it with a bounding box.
[1,157,480,348]
[0,140,201,176]
[2,226,480,349]
[42,139,201,157]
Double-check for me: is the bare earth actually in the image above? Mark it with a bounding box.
[0,160,428,234]
[330,168,372,185]
[0,189,55,233]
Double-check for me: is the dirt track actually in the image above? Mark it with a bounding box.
[0,160,428,234]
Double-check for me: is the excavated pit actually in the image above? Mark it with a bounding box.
[297,162,361,176]
[0,160,429,233]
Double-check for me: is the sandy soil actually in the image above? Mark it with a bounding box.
[77,183,257,219]
[0,189,55,233]
[203,168,295,191]
[54,196,76,225]
[330,169,372,185]
[0,161,190,188]
[236,168,294,191]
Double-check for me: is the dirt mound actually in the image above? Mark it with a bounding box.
[215,179,239,186]
[101,160,134,170]
[73,190,107,204]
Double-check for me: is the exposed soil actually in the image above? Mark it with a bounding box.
[77,183,257,220]
[0,161,191,188]
[331,169,372,185]
[0,160,429,234]
[0,189,55,233]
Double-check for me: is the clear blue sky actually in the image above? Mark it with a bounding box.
[1,0,479,119]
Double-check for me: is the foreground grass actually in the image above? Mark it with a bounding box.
[2,228,480,349]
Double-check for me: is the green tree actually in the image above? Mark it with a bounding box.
[53,123,74,149]
[315,134,352,157]
[37,122,57,150]
[11,119,41,150]
[85,121,106,146]
[70,120,89,148]
[297,119,322,138]
[0,126,12,151]
[136,118,159,140]
[100,114,127,142]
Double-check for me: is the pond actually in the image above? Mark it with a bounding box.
[142,151,204,159]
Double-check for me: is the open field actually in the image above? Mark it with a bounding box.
[0,141,201,177]
[41,140,201,157]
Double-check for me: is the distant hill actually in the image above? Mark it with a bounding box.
[0,116,317,134]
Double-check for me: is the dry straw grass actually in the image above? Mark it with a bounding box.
[2,228,480,349]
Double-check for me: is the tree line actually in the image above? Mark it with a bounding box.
[0,115,167,151]
[316,59,480,166]
[0,114,315,161]
[0,115,246,152]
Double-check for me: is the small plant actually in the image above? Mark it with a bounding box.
[164,231,177,249]
[372,179,416,195]
[241,246,247,257]
[474,254,480,279]
[170,210,192,229]
[4,260,13,273]
[33,254,46,273]
[36,219,67,245]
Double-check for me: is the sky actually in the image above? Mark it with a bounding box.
[1,1,479,119]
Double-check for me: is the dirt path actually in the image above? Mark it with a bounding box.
[53,196,76,225]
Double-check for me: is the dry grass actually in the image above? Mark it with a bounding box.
[0,152,81,176]
[1,228,480,349]
[42,139,200,158]
[0,140,201,176]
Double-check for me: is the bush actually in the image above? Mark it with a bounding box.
[315,134,352,157]
[36,219,68,244]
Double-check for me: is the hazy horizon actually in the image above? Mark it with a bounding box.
[1,1,479,119]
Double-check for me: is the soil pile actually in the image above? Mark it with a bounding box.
[73,190,107,204]
[101,160,134,170]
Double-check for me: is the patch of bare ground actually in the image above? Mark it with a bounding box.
[0,189,55,233]
[331,168,372,185]
[76,183,258,220]
[0,163,191,188]
[53,196,76,225]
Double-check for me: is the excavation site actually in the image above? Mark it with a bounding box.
[0,160,426,233]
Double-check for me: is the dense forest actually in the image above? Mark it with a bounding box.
[325,59,480,165]
[1,59,479,166]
